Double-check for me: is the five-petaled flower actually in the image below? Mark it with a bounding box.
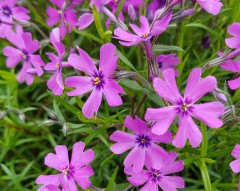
[145,68,225,148]
[65,43,125,119]
[3,26,45,85]
[0,0,30,38]
[36,141,94,191]
[110,115,172,172]
[125,151,185,191]
[114,13,172,46]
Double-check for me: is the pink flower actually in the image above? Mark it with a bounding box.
[125,152,185,191]
[230,144,240,190]
[38,185,61,191]
[46,0,78,39]
[145,68,225,148]
[36,141,94,191]
[65,43,125,118]
[110,115,172,172]
[156,54,180,74]
[225,22,240,49]
[45,28,66,95]
[220,57,240,90]
[3,26,45,85]
[114,13,172,46]
[195,0,223,15]
[0,0,30,38]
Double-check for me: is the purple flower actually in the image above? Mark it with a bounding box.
[3,26,45,85]
[156,54,180,74]
[145,68,225,148]
[110,115,172,172]
[65,43,125,118]
[46,0,78,39]
[220,58,240,90]
[45,28,66,96]
[230,144,240,190]
[225,22,240,49]
[114,13,172,46]
[0,0,30,38]
[125,152,185,191]
[147,0,166,20]
[36,141,94,191]
[195,0,223,15]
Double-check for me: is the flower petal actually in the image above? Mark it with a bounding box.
[228,77,240,90]
[145,106,178,135]
[124,146,145,172]
[36,174,60,185]
[232,144,240,159]
[153,69,182,104]
[184,68,217,103]
[99,43,119,77]
[68,48,97,75]
[190,101,225,128]
[82,89,102,118]
[124,115,148,135]
[77,13,94,30]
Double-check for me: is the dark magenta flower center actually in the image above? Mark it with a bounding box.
[2,5,12,17]
[136,135,151,148]
[148,169,162,183]
[62,165,74,178]
[92,71,105,89]
[21,50,30,61]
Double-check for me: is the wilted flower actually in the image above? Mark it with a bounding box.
[195,0,223,15]
[145,68,225,148]
[36,141,94,190]
[0,0,30,38]
[110,115,172,172]
[3,26,45,85]
[65,43,125,118]
[125,151,185,191]
[114,13,172,46]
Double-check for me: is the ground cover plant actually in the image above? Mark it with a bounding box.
[0,0,240,190]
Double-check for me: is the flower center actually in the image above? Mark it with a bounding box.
[142,33,149,38]
[181,103,189,111]
[55,62,59,68]
[114,0,119,3]
[57,10,63,14]
[2,5,12,17]
[62,168,69,175]
[136,135,151,148]
[93,77,101,85]
[153,171,161,178]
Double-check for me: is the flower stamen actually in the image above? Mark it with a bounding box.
[142,33,149,38]
[94,77,101,85]
[62,169,69,175]
[181,103,189,111]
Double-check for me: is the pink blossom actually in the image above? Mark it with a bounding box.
[114,13,172,46]
[65,43,125,118]
[3,26,45,85]
[145,68,225,148]
[220,57,240,90]
[195,0,223,15]
[225,22,240,49]
[156,54,180,74]
[0,0,30,38]
[125,152,185,191]
[230,144,240,190]
[110,115,172,172]
[36,141,94,191]
[45,28,65,95]
[46,0,78,39]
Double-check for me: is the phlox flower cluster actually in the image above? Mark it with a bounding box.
[1,0,240,191]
